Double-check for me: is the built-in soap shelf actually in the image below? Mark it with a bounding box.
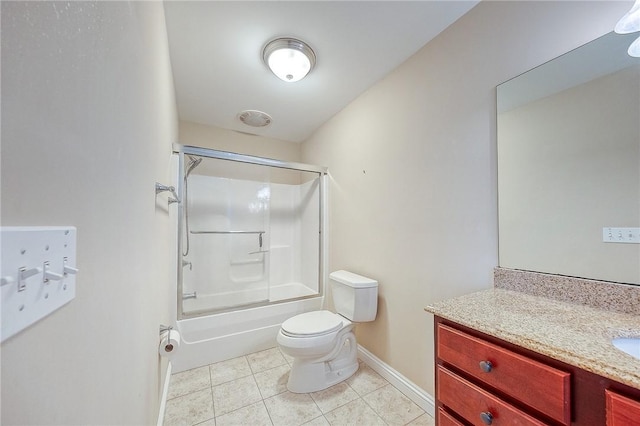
[1,227,78,342]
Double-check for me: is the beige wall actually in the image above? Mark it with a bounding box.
[499,66,640,285]
[179,120,302,162]
[178,120,305,184]
[302,1,630,395]
[1,2,177,424]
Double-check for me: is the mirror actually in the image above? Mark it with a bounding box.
[497,32,640,285]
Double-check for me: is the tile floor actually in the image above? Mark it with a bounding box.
[164,347,434,426]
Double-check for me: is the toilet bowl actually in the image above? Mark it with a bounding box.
[277,271,378,393]
[277,310,358,393]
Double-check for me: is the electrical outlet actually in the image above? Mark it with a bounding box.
[602,227,640,244]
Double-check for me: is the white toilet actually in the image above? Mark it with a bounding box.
[277,270,378,393]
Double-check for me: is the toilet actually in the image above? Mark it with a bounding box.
[277,270,378,393]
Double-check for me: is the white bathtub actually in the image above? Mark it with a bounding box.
[182,282,318,315]
[171,296,323,373]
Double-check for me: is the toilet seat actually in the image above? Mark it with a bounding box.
[281,310,344,338]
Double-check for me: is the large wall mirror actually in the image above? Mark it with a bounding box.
[497,31,640,285]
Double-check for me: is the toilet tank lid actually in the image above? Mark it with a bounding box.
[329,270,378,288]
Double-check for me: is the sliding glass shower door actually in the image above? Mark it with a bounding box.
[175,145,326,319]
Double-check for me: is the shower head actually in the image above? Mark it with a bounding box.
[185,155,203,177]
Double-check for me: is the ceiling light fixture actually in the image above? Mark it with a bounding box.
[614,0,640,57]
[263,37,316,83]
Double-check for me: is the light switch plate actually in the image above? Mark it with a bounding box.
[602,227,640,244]
[1,227,78,342]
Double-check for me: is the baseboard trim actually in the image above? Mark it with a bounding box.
[357,345,435,417]
[157,361,172,426]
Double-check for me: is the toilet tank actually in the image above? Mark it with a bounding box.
[329,270,378,322]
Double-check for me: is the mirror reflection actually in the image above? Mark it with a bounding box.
[497,32,640,285]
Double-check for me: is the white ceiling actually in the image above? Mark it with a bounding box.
[163,1,479,143]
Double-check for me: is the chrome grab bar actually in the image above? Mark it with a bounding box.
[190,230,265,235]
[191,231,268,255]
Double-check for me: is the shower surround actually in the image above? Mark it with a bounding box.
[171,145,327,372]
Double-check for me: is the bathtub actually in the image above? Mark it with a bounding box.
[181,282,318,315]
[171,296,323,373]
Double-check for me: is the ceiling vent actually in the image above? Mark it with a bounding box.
[238,110,272,128]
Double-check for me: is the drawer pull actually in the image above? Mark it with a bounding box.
[479,360,493,373]
[480,411,494,425]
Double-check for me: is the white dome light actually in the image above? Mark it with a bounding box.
[615,0,640,58]
[263,38,316,83]
[628,35,640,57]
[615,0,640,34]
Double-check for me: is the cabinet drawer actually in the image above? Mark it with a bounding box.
[438,324,570,424]
[438,366,546,426]
[438,408,464,426]
[606,390,640,426]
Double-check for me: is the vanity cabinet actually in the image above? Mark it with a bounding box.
[435,317,640,426]
[436,321,569,425]
[606,390,640,425]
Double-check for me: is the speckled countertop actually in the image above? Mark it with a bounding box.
[425,287,640,390]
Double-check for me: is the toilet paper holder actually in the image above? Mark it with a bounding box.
[159,325,174,352]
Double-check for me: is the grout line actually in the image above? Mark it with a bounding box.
[259,399,275,426]
[208,386,215,424]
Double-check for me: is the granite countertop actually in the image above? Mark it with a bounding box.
[425,288,640,389]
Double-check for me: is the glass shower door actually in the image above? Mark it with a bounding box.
[175,145,326,319]
[181,157,271,315]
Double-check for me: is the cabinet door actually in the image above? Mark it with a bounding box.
[606,390,640,426]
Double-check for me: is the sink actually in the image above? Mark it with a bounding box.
[612,337,640,360]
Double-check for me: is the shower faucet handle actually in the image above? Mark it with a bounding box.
[155,182,180,204]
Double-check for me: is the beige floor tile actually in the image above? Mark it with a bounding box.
[215,401,273,426]
[247,347,288,373]
[165,347,431,426]
[303,416,330,425]
[279,347,295,365]
[164,388,214,426]
[264,391,323,426]
[363,384,424,425]
[310,382,359,414]
[254,363,290,398]
[209,355,252,386]
[212,375,263,416]
[324,398,386,426]
[345,364,388,396]
[407,413,436,425]
[168,366,212,400]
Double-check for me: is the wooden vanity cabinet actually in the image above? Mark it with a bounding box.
[606,390,640,426]
[438,407,465,426]
[434,317,640,426]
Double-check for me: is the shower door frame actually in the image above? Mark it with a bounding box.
[173,143,328,320]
